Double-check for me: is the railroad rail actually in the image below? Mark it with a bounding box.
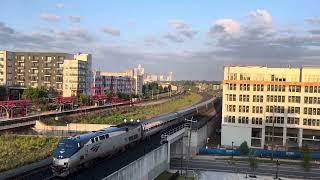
[0,92,184,131]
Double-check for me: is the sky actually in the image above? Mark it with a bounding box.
[0,1,320,80]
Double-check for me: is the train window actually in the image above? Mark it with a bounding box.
[91,139,94,143]
[99,135,105,140]
[95,137,99,142]
[105,134,109,139]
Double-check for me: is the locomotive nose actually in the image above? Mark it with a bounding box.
[53,157,70,168]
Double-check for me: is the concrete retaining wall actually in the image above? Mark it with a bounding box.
[33,121,111,136]
[104,144,168,180]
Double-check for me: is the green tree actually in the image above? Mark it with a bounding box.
[23,87,48,102]
[22,87,48,110]
[79,93,90,106]
[248,154,258,177]
[239,141,250,156]
[0,86,7,100]
[301,145,312,174]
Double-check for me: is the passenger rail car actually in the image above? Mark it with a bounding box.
[52,97,219,177]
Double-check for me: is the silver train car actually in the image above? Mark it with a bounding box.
[52,97,219,177]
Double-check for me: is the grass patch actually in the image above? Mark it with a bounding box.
[0,135,59,172]
[77,92,202,124]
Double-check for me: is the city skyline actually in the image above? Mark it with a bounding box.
[0,1,320,80]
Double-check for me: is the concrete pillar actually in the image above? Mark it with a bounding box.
[261,127,265,148]
[283,127,287,147]
[298,128,303,148]
[6,110,9,119]
[167,141,171,163]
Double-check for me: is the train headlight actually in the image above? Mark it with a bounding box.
[64,162,68,167]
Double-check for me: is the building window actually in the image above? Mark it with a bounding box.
[287,117,299,125]
[238,116,249,124]
[288,107,300,114]
[252,106,263,113]
[239,94,250,102]
[225,116,235,123]
[251,117,263,125]
[288,96,301,103]
[289,85,301,92]
[240,84,250,91]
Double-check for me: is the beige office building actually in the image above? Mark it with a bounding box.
[63,53,92,97]
[222,66,320,150]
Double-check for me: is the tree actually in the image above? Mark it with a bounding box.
[23,87,48,102]
[22,87,48,110]
[239,141,249,156]
[248,154,258,177]
[0,86,7,100]
[79,93,90,106]
[301,145,312,174]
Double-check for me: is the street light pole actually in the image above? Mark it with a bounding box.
[232,141,234,161]
[275,159,280,179]
[185,117,196,180]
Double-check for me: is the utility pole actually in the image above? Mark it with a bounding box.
[185,117,196,180]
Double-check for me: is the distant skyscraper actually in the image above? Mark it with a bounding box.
[168,72,173,81]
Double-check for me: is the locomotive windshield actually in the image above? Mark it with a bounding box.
[53,139,81,159]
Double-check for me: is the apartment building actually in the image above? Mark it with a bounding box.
[0,50,93,97]
[100,66,143,95]
[0,51,72,94]
[63,53,92,97]
[222,66,320,150]
[93,71,133,95]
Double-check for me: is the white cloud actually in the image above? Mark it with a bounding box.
[306,17,320,25]
[68,16,81,23]
[144,36,166,46]
[40,13,61,22]
[180,29,197,39]
[163,33,184,43]
[168,20,189,29]
[102,27,120,36]
[249,9,272,26]
[209,19,240,36]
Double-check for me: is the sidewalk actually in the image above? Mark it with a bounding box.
[194,155,320,166]
[198,171,302,180]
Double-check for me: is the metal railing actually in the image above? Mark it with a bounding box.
[161,123,190,143]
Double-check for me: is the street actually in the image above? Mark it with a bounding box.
[170,157,320,179]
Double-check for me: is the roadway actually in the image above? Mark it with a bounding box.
[170,157,320,179]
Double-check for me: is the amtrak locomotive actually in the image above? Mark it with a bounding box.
[52,97,220,177]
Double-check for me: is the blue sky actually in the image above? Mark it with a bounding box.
[0,1,320,80]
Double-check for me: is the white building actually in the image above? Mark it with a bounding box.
[222,65,320,150]
[0,51,13,86]
[62,53,92,96]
